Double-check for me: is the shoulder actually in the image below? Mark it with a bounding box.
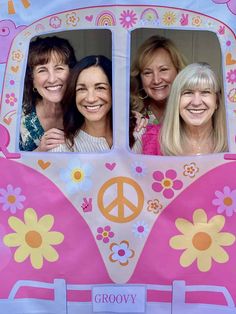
[20,108,44,151]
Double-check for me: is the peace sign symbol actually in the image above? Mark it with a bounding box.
[97,176,144,223]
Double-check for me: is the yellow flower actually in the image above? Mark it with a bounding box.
[12,50,23,62]
[192,16,202,27]
[66,12,79,27]
[170,209,235,272]
[3,208,64,269]
[162,11,176,26]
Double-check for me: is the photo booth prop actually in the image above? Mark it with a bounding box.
[0,0,236,313]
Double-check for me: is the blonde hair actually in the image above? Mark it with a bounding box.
[160,62,228,155]
[130,35,187,112]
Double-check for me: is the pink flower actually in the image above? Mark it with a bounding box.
[96,225,114,243]
[226,69,236,84]
[212,186,236,216]
[49,16,62,29]
[152,169,183,199]
[5,93,17,106]
[119,10,137,29]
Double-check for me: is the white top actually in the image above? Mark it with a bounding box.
[50,130,110,153]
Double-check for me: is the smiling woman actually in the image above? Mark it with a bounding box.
[142,62,228,156]
[19,36,77,151]
[129,35,187,152]
[50,55,113,153]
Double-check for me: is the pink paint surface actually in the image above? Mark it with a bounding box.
[129,162,236,303]
[0,157,112,299]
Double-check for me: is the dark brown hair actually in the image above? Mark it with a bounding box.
[62,55,112,147]
[23,36,76,114]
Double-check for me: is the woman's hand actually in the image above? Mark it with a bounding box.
[132,111,148,132]
[36,128,65,152]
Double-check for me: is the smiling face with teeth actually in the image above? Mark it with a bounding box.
[75,66,112,124]
[140,48,178,104]
[32,51,70,106]
[179,88,217,130]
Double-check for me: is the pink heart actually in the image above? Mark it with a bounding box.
[105,162,116,171]
[85,15,93,22]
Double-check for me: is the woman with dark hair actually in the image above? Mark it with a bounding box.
[50,55,112,152]
[20,36,77,151]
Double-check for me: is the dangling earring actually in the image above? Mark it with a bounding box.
[33,87,37,93]
[138,88,148,100]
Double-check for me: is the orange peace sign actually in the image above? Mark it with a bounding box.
[97,176,144,223]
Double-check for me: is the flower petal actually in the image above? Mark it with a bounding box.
[165,169,177,180]
[193,208,207,224]
[180,248,197,267]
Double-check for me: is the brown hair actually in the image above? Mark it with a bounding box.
[62,55,112,148]
[23,36,76,114]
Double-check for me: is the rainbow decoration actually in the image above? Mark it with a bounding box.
[140,8,159,25]
[95,10,116,26]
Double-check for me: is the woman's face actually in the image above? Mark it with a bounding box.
[179,87,217,128]
[75,66,111,123]
[32,51,70,105]
[140,48,177,104]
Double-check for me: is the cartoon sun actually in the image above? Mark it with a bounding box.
[8,0,30,14]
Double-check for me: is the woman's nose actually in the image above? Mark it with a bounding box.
[152,71,161,84]
[192,92,202,104]
[85,89,97,102]
[47,70,57,82]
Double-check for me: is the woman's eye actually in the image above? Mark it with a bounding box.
[37,69,46,73]
[160,68,168,72]
[76,87,86,92]
[201,90,211,95]
[96,86,106,91]
[56,66,66,71]
[142,71,152,76]
[182,90,192,95]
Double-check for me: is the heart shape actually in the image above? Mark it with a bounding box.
[85,15,93,22]
[226,53,236,65]
[38,160,51,170]
[11,65,19,73]
[3,117,12,125]
[105,162,116,171]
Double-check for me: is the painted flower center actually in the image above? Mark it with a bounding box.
[162,179,172,188]
[7,195,16,204]
[192,232,212,251]
[135,166,142,173]
[118,249,125,256]
[72,169,84,182]
[224,197,233,206]
[103,231,108,237]
[137,226,144,233]
[25,230,42,248]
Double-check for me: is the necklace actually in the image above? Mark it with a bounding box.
[184,132,214,155]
